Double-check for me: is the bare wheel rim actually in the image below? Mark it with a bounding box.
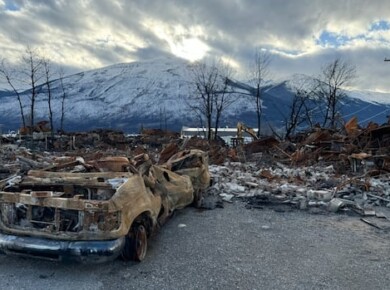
[134,225,147,261]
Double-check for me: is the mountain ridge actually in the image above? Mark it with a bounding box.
[0,57,389,133]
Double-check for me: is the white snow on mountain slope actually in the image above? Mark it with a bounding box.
[56,57,193,117]
[0,56,389,131]
[348,90,390,105]
[0,57,253,126]
[284,75,390,105]
[0,57,196,123]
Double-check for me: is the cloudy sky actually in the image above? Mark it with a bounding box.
[1,0,390,92]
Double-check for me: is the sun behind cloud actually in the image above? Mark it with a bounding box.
[143,19,209,62]
[170,37,209,62]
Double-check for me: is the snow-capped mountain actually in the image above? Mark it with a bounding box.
[0,56,389,133]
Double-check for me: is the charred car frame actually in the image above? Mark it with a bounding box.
[0,149,210,263]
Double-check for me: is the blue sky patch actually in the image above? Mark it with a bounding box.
[4,0,20,11]
[370,20,390,31]
[316,31,350,47]
[316,20,390,48]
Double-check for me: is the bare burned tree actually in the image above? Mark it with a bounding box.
[42,57,55,139]
[0,59,26,127]
[189,59,237,140]
[284,90,311,140]
[190,61,218,140]
[22,46,44,128]
[58,68,67,133]
[284,76,318,139]
[249,48,271,137]
[318,58,356,129]
[213,63,236,138]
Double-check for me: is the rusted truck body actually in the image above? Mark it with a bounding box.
[0,149,210,263]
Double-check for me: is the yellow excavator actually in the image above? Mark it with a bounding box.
[237,122,258,140]
[232,122,258,147]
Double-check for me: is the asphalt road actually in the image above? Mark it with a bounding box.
[0,202,389,290]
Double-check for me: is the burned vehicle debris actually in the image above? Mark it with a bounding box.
[0,150,210,263]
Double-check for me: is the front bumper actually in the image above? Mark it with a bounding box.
[0,232,125,263]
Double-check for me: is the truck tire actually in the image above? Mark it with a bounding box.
[121,223,148,262]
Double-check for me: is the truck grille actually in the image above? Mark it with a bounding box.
[1,203,81,232]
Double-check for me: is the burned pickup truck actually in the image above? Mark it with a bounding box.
[0,149,210,263]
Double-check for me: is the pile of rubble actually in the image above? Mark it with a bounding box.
[201,117,390,228]
[208,161,389,214]
[1,117,389,218]
[240,117,390,172]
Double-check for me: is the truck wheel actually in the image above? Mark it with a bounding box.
[121,223,148,262]
[193,190,203,208]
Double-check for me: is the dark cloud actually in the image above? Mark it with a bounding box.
[133,47,174,60]
[0,0,390,91]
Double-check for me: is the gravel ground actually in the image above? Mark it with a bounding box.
[0,201,389,290]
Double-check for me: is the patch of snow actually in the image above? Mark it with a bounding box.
[346,90,390,105]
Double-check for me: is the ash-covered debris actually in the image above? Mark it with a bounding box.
[198,116,390,221]
[208,161,390,218]
[1,116,389,218]
[0,117,388,264]
[212,116,389,207]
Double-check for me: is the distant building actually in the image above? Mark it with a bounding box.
[180,126,258,145]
